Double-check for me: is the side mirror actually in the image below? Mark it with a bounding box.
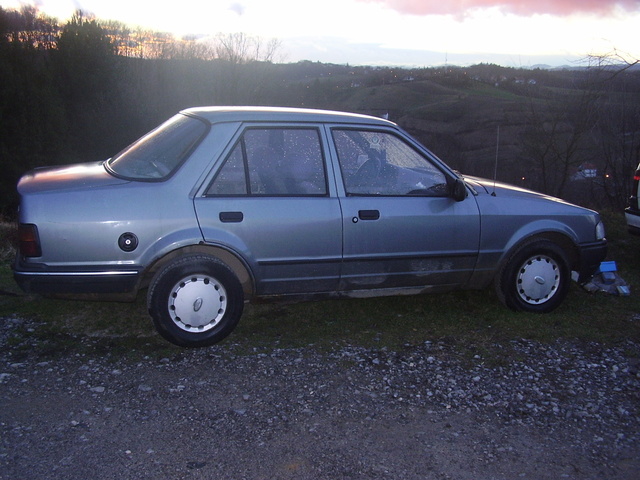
[451,178,467,202]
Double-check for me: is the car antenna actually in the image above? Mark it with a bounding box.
[492,125,500,196]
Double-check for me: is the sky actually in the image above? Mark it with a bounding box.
[2,0,640,67]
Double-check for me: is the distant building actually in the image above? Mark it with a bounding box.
[571,163,598,181]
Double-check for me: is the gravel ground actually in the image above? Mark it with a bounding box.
[1,314,639,480]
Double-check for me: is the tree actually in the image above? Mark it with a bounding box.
[55,11,121,156]
[213,32,280,64]
[1,5,59,49]
[0,7,66,211]
[588,51,640,209]
[522,96,596,198]
[210,33,282,104]
[521,64,614,200]
[57,10,114,69]
[521,51,640,208]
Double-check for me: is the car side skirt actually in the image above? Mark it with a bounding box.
[13,262,140,295]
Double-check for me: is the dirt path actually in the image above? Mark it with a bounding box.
[1,316,639,479]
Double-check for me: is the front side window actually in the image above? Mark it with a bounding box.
[208,128,327,196]
[107,114,208,181]
[333,129,448,196]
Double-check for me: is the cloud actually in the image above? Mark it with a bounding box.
[357,0,640,17]
[228,2,245,15]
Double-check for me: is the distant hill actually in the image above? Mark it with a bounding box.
[293,62,640,207]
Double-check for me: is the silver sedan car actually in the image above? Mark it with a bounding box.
[13,107,607,347]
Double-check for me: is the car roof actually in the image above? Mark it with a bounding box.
[181,106,396,127]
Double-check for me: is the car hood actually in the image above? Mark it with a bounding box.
[463,175,578,206]
[17,161,129,195]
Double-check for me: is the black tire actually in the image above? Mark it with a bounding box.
[495,239,571,313]
[147,255,244,347]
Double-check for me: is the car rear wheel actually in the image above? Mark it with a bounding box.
[147,255,244,347]
[495,239,571,313]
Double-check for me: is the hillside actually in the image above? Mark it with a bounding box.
[1,9,639,213]
[311,64,640,208]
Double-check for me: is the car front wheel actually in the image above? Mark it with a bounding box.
[495,239,571,313]
[148,255,244,347]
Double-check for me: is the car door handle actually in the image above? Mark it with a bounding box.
[219,211,244,223]
[358,209,380,221]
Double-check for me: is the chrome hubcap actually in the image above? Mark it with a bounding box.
[168,275,227,332]
[517,255,560,305]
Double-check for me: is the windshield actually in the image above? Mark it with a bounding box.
[106,114,208,180]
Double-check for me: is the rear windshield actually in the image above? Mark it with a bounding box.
[106,114,208,181]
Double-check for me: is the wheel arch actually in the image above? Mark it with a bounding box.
[533,231,579,268]
[141,244,255,298]
[497,231,580,280]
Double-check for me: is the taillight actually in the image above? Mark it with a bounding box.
[18,223,42,257]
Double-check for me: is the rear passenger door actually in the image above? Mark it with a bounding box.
[194,126,343,296]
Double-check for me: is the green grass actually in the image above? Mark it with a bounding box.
[1,211,639,360]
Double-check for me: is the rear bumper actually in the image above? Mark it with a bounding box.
[625,207,640,235]
[576,240,608,283]
[13,258,141,295]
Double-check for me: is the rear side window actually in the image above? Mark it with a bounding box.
[207,128,327,196]
[107,114,208,181]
